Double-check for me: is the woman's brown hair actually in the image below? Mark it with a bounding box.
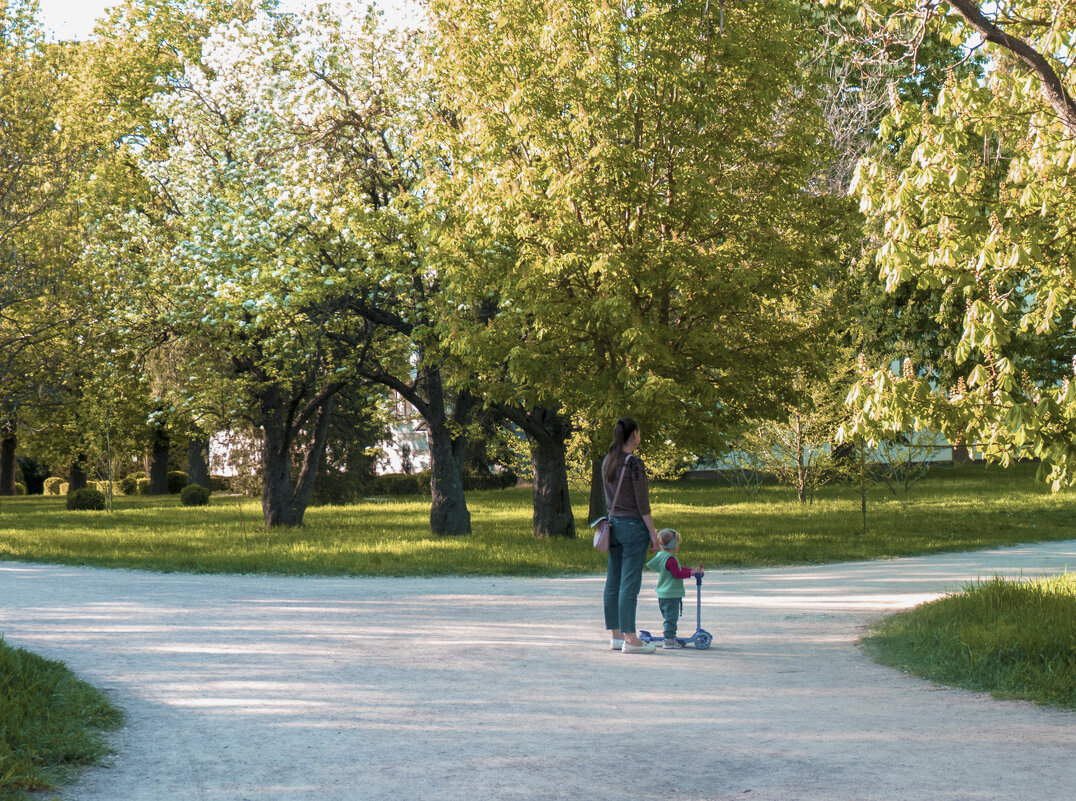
[604,417,638,485]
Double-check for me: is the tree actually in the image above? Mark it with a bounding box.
[92,4,475,531]
[831,0,1076,487]
[428,0,838,521]
[0,1,91,493]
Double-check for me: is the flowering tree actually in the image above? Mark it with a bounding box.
[832,1,1076,487]
[92,3,480,532]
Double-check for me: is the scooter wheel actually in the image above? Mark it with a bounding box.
[694,631,712,650]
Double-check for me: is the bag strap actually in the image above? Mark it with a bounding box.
[605,454,632,517]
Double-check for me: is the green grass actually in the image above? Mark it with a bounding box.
[0,637,122,800]
[862,573,1076,709]
[0,461,1073,576]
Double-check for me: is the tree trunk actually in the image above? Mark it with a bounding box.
[187,437,210,488]
[148,425,169,495]
[68,455,88,492]
[260,384,302,528]
[496,404,576,539]
[292,396,335,518]
[427,418,471,535]
[589,457,606,524]
[952,441,971,465]
[0,415,16,496]
[421,367,471,536]
[258,383,336,528]
[530,427,575,538]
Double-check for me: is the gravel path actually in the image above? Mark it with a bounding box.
[3,540,1076,801]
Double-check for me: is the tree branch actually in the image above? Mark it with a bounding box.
[946,0,1076,135]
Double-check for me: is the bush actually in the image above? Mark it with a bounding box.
[119,475,138,495]
[59,482,70,495]
[462,469,518,491]
[66,488,107,511]
[43,477,63,495]
[136,478,151,495]
[167,471,188,494]
[368,473,428,496]
[14,482,26,495]
[209,475,232,493]
[180,484,211,507]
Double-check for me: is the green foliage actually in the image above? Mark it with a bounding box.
[166,471,187,494]
[136,478,150,495]
[428,0,840,455]
[0,636,122,795]
[837,0,1076,489]
[13,482,26,495]
[863,573,1076,709]
[209,475,232,493]
[42,477,62,495]
[0,463,1070,576]
[66,488,106,511]
[179,483,211,507]
[119,475,138,495]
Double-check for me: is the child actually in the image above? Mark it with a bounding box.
[645,528,703,649]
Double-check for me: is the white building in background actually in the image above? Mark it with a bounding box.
[374,391,431,474]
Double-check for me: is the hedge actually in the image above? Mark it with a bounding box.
[67,488,106,511]
[180,484,211,506]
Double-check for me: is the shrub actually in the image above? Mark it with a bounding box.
[167,471,188,494]
[462,469,518,491]
[14,482,26,495]
[119,475,138,495]
[180,484,211,507]
[59,482,70,495]
[66,488,106,511]
[369,473,428,496]
[209,475,232,493]
[43,477,63,495]
[136,478,151,495]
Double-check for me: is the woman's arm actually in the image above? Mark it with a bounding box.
[641,513,658,552]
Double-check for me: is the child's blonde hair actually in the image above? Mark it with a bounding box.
[657,528,679,550]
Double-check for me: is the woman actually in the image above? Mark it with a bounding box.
[601,417,660,654]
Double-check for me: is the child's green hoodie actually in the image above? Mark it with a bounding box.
[646,550,686,599]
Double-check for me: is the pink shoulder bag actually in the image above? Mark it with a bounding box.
[591,455,631,553]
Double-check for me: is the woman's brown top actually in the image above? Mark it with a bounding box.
[603,453,651,518]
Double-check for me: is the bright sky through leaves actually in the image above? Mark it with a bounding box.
[35,0,417,40]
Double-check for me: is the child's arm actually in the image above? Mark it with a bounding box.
[664,556,696,579]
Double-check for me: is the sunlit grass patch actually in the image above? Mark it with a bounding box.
[0,462,1074,576]
[0,637,122,798]
[862,573,1076,709]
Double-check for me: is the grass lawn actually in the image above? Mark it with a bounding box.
[0,637,122,800]
[0,461,1073,576]
[862,573,1076,709]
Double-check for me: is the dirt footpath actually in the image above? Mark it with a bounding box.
[3,541,1076,801]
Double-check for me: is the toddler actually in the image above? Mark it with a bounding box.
[645,528,703,648]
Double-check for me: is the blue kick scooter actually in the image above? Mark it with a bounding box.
[639,573,713,649]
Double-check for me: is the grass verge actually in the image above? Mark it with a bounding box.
[862,573,1076,709]
[1,462,1074,576]
[0,637,122,799]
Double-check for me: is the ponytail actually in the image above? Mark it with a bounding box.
[604,417,638,484]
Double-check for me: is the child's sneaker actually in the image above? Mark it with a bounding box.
[663,638,684,648]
